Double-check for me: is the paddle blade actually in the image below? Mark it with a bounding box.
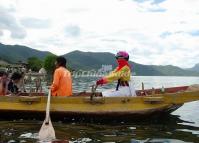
[39,118,56,141]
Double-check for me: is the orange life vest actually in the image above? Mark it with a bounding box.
[51,67,72,96]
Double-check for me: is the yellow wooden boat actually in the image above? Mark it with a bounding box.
[0,85,199,120]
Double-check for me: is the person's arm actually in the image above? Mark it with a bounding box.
[97,67,126,85]
[105,68,126,82]
[51,69,60,93]
[97,65,131,86]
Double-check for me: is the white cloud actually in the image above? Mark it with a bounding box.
[0,5,26,39]
[0,0,198,68]
[20,18,51,29]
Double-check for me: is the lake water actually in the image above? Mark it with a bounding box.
[0,76,199,143]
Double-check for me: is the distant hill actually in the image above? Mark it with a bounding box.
[63,50,199,76]
[63,50,118,70]
[0,60,9,66]
[0,43,52,63]
[1,43,199,76]
[187,63,199,72]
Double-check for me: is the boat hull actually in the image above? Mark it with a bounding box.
[1,89,199,120]
[0,105,183,121]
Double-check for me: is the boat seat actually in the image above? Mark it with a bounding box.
[143,96,164,104]
[19,96,41,104]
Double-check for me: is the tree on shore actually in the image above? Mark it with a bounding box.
[27,57,43,72]
[44,54,57,74]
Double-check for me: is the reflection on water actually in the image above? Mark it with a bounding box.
[0,115,199,143]
[1,76,199,143]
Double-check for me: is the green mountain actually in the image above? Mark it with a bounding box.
[63,50,199,76]
[63,50,118,70]
[146,65,199,76]
[187,63,199,72]
[0,43,199,76]
[0,43,52,63]
[0,60,9,66]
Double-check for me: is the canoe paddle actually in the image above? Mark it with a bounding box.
[39,90,56,141]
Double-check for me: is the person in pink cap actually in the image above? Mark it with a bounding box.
[96,51,136,97]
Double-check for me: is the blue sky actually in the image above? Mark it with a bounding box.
[135,0,166,4]
[0,0,198,68]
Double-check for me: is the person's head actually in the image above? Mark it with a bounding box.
[11,72,22,83]
[0,71,4,77]
[0,71,8,79]
[115,51,129,61]
[55,56,67,68]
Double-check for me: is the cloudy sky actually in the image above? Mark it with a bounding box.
[0,0,198,68]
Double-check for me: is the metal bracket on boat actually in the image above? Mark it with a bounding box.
[90,84,98,101]
[143,96,164,104]
[141,82,148,96]
[121,98,130,103]
[84,96,105,104]
[19,96,41,105]
[83,84,105,104]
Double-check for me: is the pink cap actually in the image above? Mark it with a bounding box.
[115,51,129,60]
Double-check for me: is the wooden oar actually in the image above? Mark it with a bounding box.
[39,90,56,141]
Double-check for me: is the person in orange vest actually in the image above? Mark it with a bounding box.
[96,51,136,97]
[51,57,72,96]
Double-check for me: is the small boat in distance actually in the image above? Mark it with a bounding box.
[0,85,199,120]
